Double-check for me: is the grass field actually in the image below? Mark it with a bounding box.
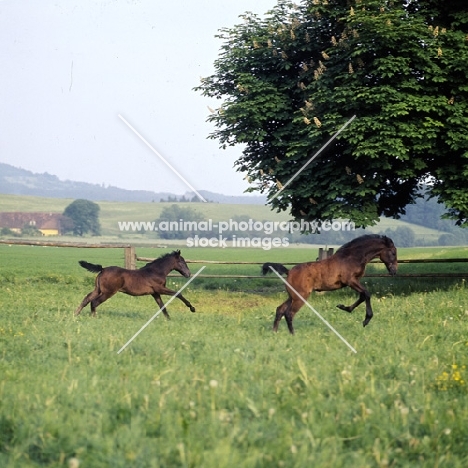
[0,243,467,467]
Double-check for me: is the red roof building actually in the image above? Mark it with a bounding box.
[0,212,68,236]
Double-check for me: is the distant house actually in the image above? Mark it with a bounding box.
[0,212,69,236]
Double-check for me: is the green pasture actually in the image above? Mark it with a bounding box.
[0,244,468,467]
[0,193,444,242]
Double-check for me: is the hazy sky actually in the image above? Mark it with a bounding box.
[0,0,278,196]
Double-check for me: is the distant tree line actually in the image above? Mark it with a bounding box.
[159,195,213,203]
[146,201,468,247]
[2,196,467,246]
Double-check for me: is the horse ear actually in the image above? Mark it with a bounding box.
[175,249,181,256]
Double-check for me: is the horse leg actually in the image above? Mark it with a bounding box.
[336,281,373,327]
[152,293,170,320]
[284,296,308,335]
[74,290,100,316]
[274,289,308,334]
[284,306,295,334]
[177,293,196,312]
[273,298,291,332]
[89,291,116,317]
[158,286,196,313]
[336,293,366,313]
[361,290,373,327]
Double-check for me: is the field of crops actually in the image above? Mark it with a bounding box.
[1,243,468,467]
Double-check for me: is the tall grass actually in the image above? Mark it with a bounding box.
[0,245,467,467]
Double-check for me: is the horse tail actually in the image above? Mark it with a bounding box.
[78,260,103,273]
[261,262,289,276]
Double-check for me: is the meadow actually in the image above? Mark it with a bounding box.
[0,193,444,242]
[0,243,467,467]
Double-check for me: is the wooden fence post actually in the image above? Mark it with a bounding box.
[318,248,334,260]
[124,246,136,270]
[318,248,324,260]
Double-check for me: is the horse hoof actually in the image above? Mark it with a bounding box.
[190,307,196,313]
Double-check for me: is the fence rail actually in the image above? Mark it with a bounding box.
[136,256,468,278]
[1,239,467,278]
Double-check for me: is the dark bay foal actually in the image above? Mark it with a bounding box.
[74,250,195,317]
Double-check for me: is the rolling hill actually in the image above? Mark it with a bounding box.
[0,162,265,204]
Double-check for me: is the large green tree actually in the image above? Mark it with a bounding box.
[63,199,101,236]
[196,0,468,227]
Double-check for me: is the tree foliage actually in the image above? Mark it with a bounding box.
[155,204,205,239]
[63,199,101,236]
[196,0,468,227]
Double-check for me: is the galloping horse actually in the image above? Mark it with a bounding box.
[74,250,195,317]
[263,235,397,334]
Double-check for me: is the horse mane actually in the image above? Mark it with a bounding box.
[143,250,181,268]
[335,234,393,255]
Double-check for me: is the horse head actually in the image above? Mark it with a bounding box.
[173,250,191,278]
[379,237,398,276]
